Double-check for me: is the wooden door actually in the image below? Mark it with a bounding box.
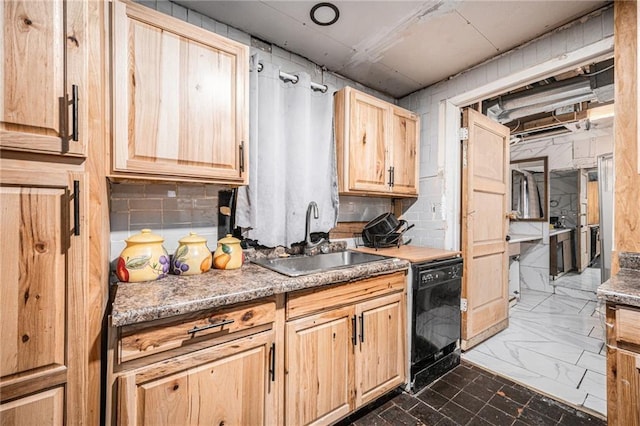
[285,307,353,425]
[0,387,64,425]
[461,108,510,350]
[112,0,248,183]
[118,331,275,426]
[345,89,390,193]
[390,106,419,196]
[354,292,405,407]
[0,0,87,156]
[576,169,589,272]
[611,348,640,425]
[0,162,86,424]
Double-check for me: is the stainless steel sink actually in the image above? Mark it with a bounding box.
[252,250,389,277]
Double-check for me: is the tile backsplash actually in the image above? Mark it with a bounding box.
[110,182,222,260]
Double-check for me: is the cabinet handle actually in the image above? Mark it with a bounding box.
[73,180,80,236]
[359,313,364,343]
[269,343,276,382]
[351,315,357,346]
[390,166,395,187]
[388,167,393,187]
[186,319,234,335]
[239,141,245,173]
[71,85,79,141]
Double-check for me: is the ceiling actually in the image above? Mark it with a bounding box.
[175,0,610,98]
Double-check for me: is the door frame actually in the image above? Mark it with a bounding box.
[440,38,614,251]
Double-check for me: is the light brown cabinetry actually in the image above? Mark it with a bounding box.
[0,160,86,424]
[0,0,87,156]
[285,272,406,425]
[109,298,279,425]
[111,0,249,184]
[335,87,419,197]
[606,304,640,424]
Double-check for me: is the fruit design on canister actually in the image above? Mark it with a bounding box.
[115,229,169,282]
[213,234,243,270]
[172,232,212,276]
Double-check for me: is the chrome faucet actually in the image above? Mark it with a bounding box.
[304,201,326,255]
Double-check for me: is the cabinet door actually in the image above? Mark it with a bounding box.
[286,307,353,425]
[0,0,87,156]
[611,348,640,425]
[346,89,390,193]
[0,162,86,424]
[355,292,405,407]
[112,1,248,183]
[390,107,419,196]
[118,331,275,426]
[0,387,64,426]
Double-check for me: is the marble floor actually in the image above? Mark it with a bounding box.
[463,268,606,418]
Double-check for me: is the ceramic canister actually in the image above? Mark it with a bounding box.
[171,232,212,276]
[213,234,243,270]
[115,229,169,282]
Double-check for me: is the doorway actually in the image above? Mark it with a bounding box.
[445,47,613,418]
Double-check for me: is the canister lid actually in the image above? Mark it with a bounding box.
[218,234,241,245]
[126,229,164,244]
[179,232,207,244]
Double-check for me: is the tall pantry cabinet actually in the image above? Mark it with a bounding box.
[0,0,97,424]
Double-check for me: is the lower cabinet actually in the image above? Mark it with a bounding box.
[117,330,276,426]
[109,271,407,426]
[608,347,640,424]
[285,272,406,425]
[109,297,280,425]
[606,304,640,425]
[0,387,65,425]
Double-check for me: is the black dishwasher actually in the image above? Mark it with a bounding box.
[411,256,463,391]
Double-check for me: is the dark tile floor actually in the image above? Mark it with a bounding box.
[335,361,606,426]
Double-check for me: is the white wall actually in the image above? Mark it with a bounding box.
[398,5,614,250]
[511,130,613,170]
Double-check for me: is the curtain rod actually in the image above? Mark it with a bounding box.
[256,62,328,93]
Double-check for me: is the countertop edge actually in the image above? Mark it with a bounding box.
[110,258,410,327]
[596,268,640,308]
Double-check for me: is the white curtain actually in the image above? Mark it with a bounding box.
[235,55,338,247]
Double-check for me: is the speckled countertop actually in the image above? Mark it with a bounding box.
[597,252,640,308]
[110,256,410,327]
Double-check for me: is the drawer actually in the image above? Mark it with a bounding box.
[616,306,640,346]
[286,271,405,320]
[118,298,276,363]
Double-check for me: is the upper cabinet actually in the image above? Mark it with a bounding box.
[334,87,419,197]
[111,0,249,184]
[0,0,88,156]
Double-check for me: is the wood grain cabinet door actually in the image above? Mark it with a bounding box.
[285,307,354,426]
[0,387,64,426]
[0,166,86,424]
[112,0,248,183]
[0,0,87,156]
[118,330,275,426]
[611,348,640,425]
[354,292,405,407]
[389,106,419,196]
[347,90,390,193]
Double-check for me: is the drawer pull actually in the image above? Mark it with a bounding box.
[187,319,235,336]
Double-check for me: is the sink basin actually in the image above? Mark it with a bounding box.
[252,250,390,277]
